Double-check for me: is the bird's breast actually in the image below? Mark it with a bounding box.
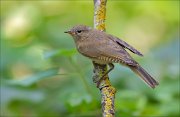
[76,39,92,52]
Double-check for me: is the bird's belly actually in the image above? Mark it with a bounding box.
[90,58,111,64]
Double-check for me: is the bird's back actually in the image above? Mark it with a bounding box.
[77,29,137,66]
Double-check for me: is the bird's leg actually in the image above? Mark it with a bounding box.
[97,63,114,87]
[93,67,99,83]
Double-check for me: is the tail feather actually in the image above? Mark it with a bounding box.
[129,65,159,89]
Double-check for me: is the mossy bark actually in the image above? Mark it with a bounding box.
[93,0,116,117]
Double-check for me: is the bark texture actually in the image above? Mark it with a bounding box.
[93,0,116,117]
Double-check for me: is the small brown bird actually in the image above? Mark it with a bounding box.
[65,25,159,88]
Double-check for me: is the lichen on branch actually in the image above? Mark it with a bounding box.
[93,0,116,117]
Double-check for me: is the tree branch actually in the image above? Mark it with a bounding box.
[93,0,116,117]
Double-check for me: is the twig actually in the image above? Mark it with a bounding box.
[93,0,116,117]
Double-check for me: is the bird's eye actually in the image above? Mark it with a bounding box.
[77,30,82,33]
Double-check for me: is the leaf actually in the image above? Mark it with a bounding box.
[5,68,59,86]
[0,86,45,106]
[68,93,92,107]
[43,48,77,59]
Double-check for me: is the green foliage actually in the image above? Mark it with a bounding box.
[4,68,59,86]
[44,48,77,59]
[0,1,179,117]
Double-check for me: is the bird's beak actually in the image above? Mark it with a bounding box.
[64,30,71,34]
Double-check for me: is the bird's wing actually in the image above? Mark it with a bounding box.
[98,40,138,66]
[78,39,137,66]
[107,34,143,56]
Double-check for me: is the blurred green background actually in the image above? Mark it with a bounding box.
[0,1,179,117]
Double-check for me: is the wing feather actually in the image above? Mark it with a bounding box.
[107,35,143,56]
[77,38,137,66]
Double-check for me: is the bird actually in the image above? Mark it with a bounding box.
[64,25,159,88]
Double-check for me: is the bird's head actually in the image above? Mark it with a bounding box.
[64,25,92,41]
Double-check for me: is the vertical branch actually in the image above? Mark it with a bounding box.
[93,0,116,117]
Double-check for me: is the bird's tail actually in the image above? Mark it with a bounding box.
[129,65,159,89]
